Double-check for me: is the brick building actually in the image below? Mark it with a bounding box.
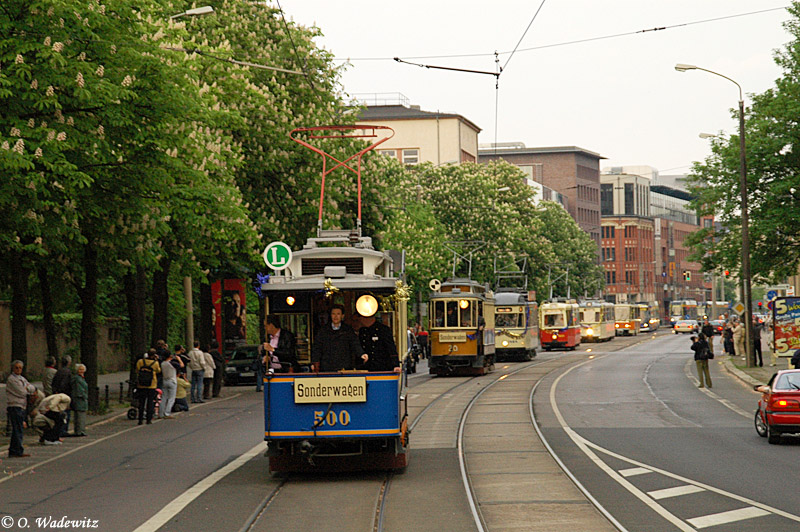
[478,145,604,249]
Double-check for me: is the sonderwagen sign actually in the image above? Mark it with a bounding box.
[439,332,467,342]
[294,377,367,403]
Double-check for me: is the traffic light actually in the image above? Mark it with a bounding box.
[723,269,730,278]
[683,270,691,282]
[758,301,763,309]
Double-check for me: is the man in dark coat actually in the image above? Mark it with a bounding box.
[312,305,365,372]
[51,356,73,436]
[261,315,299,373]
[209,340,226,396]
[359,312,400,372]
[701,319,715,355]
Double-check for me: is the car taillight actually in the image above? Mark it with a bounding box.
[772,399,800,409]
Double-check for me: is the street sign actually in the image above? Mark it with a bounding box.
[262,241,292,270]
[789,286,796,296]
[731,301,745,315]
[767,290,778,301]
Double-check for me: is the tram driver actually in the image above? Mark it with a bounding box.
[311,305,367,372]
[358,310,401,373]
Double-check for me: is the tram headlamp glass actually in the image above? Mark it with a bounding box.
[587,328,594,336]
[551,333,557,340]
[285,296,296,306]
[356,294,379,317]
[459,299,469,309]
[502,340,509,347]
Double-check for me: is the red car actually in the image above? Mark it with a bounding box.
[754,369,800,444]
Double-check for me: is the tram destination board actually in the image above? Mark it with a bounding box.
[294,376,367,403]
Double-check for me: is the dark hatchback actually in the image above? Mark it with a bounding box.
[224,345,259,386]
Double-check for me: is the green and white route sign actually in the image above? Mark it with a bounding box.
[263,241,293,271]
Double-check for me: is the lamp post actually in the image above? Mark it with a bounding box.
[170,6,214,19]
[676,63,753,367]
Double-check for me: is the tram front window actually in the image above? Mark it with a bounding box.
[460,301,474,328]
[496,313,522,328]
[581,310,599,323]
[544,312,565,328]
[446,301,458,327]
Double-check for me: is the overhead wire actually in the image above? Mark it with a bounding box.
[338,6,789,62]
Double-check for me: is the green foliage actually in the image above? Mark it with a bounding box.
[686,1,800,282]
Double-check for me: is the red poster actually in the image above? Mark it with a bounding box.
[212,279,247,353]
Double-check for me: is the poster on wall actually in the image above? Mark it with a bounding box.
[772,296,800,356]
[212,279,247,354]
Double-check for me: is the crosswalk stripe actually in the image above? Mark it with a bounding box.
[687,506,771,529]
[619,467,651,477]
[648,484,705,500]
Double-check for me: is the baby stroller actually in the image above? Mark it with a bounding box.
[127,388,163,420]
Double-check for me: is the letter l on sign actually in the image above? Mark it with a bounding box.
[263,241,292,271]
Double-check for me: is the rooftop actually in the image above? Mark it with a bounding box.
[478,144,605,160]
[358,105,481,133]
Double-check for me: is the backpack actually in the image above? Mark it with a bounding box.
[137,360,155,387]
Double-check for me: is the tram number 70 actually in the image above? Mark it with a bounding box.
[314,410,351,427]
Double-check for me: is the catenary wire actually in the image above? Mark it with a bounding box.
[502,0,548,72]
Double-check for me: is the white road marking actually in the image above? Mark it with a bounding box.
[645,358,701,427]
[648,484,705,500]
[619,467,651,477]
[133,442,266,532]
[687,507,770,529]
[548,356,800,528]
[682,359,751,418]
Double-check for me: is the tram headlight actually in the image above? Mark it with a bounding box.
[587,328,594,336]
[356,294,379,317]
[551,333,557,340]
[502,340,509,347]
[459,299,469,309]
[285,296,296,306]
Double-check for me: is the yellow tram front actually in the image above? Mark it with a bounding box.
[428,279,495,376]
[260,234,410,472]
[494,291,538,361]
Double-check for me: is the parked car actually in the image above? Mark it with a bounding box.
[754,369,800,444]
[673,320,699,334]
[224,345,259,386]
[709,319,725,335]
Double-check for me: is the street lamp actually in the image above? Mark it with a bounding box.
[170,6,214,19]
[676,63,754,367]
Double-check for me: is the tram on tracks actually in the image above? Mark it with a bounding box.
[614,303,641,336]
[494,291,539,361]
[260,125,409,473]
[669,299,698,325]
[578,299,615,342]
[428,278,496,375]
[638,302,661,332]
[539,300,581,350]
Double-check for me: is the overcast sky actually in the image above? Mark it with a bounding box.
[276,0,793,176]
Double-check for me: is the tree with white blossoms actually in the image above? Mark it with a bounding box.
[0,0,257,404]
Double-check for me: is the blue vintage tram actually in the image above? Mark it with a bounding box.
[258,125,409,472]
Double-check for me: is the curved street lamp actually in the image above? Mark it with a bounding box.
[675,63,753,367]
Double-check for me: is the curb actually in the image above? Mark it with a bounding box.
[720,356,764,387]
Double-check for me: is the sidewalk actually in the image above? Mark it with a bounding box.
[721,352,792,388]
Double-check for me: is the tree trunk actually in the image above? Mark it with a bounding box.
[79,238,99,411]
[199,279,213,350]
[124,267,147,385]
[151,256,171,348]
[37,266,59,359]
[10,253,29,370]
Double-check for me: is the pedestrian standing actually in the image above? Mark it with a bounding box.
[723,323,734,356]
[160,352,178,419]
[416,325,429,359]
[733,320,745,359]
[209,341,225,398]
[752,317,763,367]
[187,341,206,403]
[70,364,89,436]
[202,346,216,400]
[691,334,712,388]
[135,349,161,424]
[51,356,73,437]
[6,360,36,457]
[43,357,57,396]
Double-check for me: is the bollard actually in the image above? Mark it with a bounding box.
[119,382,124,403]
[104,384,109,408]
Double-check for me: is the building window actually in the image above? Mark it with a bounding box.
[601,184,613,215]
[402,149,419,165]
[624,183,634,215]
[379,149,397,160]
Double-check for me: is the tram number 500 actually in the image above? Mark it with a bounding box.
[314,410,351,427]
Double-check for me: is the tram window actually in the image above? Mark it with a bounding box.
[446,301,458,327]
[433,301,446,327]
[581,310,599,323]
[544,312,565,328]
[496,313,522,328]
[460,301,474,328]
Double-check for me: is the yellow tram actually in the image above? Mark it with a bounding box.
[614,303,641,336]
[494,292,539,361]
[638,302,661,332]
[578,299,615,342]
[428,279,496,375]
